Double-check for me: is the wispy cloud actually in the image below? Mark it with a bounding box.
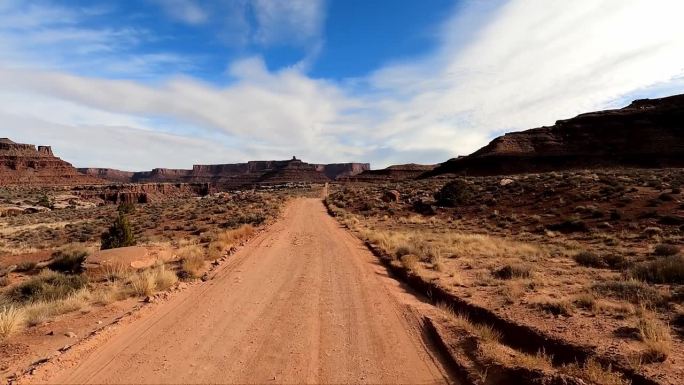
[150,0,208,25]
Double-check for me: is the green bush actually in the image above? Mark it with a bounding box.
[5,271,88,304]
[37,194,54,209]
[434,179,473,207]
[49,248,88,274]
[101,213,136,250]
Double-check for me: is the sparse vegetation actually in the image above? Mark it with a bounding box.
[0,306,24,340]
[101,213,135,250]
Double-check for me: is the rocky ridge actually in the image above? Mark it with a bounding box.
[79,157,370,188]
[428,93,684,176]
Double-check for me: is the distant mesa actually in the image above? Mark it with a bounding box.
[78,156,370,188]
[427,93,684,177]
[0,138,103,186]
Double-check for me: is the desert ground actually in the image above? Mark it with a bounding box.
[1,169,681,385]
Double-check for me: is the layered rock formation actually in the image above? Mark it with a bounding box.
[341,164,436,182]
[80,157,370,188]
[1,138,103,186]
[74,183,210,204]
[429,93,684,176]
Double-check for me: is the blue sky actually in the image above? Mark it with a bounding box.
[1,0,683,170]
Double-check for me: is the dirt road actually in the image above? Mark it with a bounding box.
[35,198,455,384]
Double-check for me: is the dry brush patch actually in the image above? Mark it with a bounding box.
[327,170,684,384]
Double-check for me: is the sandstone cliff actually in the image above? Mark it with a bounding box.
[1,138,103,186]
[81,157,370,188]
[429,93,684,176]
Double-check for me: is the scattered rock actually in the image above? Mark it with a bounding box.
[381,190,400,203]
[64,332,77,338]
[500,178,515,186]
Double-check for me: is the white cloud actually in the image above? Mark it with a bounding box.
[1,0,684,170]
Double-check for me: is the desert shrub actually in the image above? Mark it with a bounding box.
[49,247,88,274]
[434,179,473,207]
[637,312,672,363]
[37,194,54,209]
[547,219,589,233]
[654,243,680,256]
[603,254,627,269]
[492,263,531,280]
[152,265,177,291]
[129,271,156,297]
[179,246,205,278]
[631,256,684,284]
[573,251,604,268]
[5,270,88,304]
[400,254,420,272]
[22,289,90,326]
[117,202,136,215]
[101,213,135,250]
[15,261,38,273]
[562,358,627,385]
[0,306,24,340]
[592,279,664,305]
[532,298,574,316]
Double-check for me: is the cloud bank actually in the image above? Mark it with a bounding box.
[1,0,683,170]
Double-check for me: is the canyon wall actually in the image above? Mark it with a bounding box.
[1,138,103,186]
[81,157,370,188]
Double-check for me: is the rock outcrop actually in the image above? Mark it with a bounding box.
[80,157,370,188]
[341,164,436,182]
[0,138,103,186]
[428,93,684,176]
[74,183,210,205]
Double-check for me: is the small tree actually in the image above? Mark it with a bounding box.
[101,213,135,250]
[37,194,54,209]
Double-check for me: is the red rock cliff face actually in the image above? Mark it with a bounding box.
[429,93,684,176]
[84,158,370,188]
[0,138,103,186]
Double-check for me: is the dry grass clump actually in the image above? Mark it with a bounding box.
[5,270,88,304]
[631,256,684,284]
[129,271,156,297]
[636,311,672,363]
[654,243,680,256]
[127,265,177,297]
[400,254,420,272]
[530,297,574,316]
[179,245,205,278]
[0,306,24,340]
[510,349,554,371]
[437,302,502,342]
[22,289,91,326]
[151,265,177,291]
[592,279,664,305]
[573,251,604,268]
[562,358,628,385]
[207,224,255,259]
[492,263,531,280]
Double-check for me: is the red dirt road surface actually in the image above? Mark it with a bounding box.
[28,198,456,384]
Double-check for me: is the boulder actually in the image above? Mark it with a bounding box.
[381,190,401,203]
